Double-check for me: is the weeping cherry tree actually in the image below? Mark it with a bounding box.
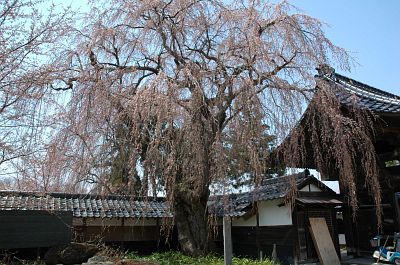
[41,0,381,255]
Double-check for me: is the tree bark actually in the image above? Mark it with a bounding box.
[174,189,210,256]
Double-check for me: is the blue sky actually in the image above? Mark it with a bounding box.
[292,0,399,95]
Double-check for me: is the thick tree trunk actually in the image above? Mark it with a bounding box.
[173,117,216,256]
[174,190,210,256]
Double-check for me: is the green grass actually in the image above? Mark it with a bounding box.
[124,251,281,265]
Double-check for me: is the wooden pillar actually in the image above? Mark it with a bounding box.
[82,217,87,242]
[342,204,356,256]
[331,208,340,258]
[393,192,400,232]
[256,202,262,260]
[223,216,232,265]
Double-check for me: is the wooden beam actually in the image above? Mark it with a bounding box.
[382,127,400,133]
[223,216,233,265]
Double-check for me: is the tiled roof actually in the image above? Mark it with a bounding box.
[316,65,400,113]
[207,197,251,218]
[0,191,171,218]
[209,172,334,217]
[1,173,335,219]
[234,173,308,204]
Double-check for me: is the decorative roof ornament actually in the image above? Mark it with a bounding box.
[316,64,336,78]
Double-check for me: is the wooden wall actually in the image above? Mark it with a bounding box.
[345,195,397,255]
[0,210,72,249]
[214,225,296,264]
[294,207,339,262]
[73,223,179,255]
[74,225,161,242]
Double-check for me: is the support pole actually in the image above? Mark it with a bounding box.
[223,216,233,265]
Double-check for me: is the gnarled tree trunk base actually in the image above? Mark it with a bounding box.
[174,191,212,256]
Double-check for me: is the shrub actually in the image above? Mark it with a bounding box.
[124,251,280,265]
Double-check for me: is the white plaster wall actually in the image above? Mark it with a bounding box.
[299,184,322,192]
[258,199,292,226]
[232,198,292,227]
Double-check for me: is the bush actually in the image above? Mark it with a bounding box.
[124,251,280,265]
